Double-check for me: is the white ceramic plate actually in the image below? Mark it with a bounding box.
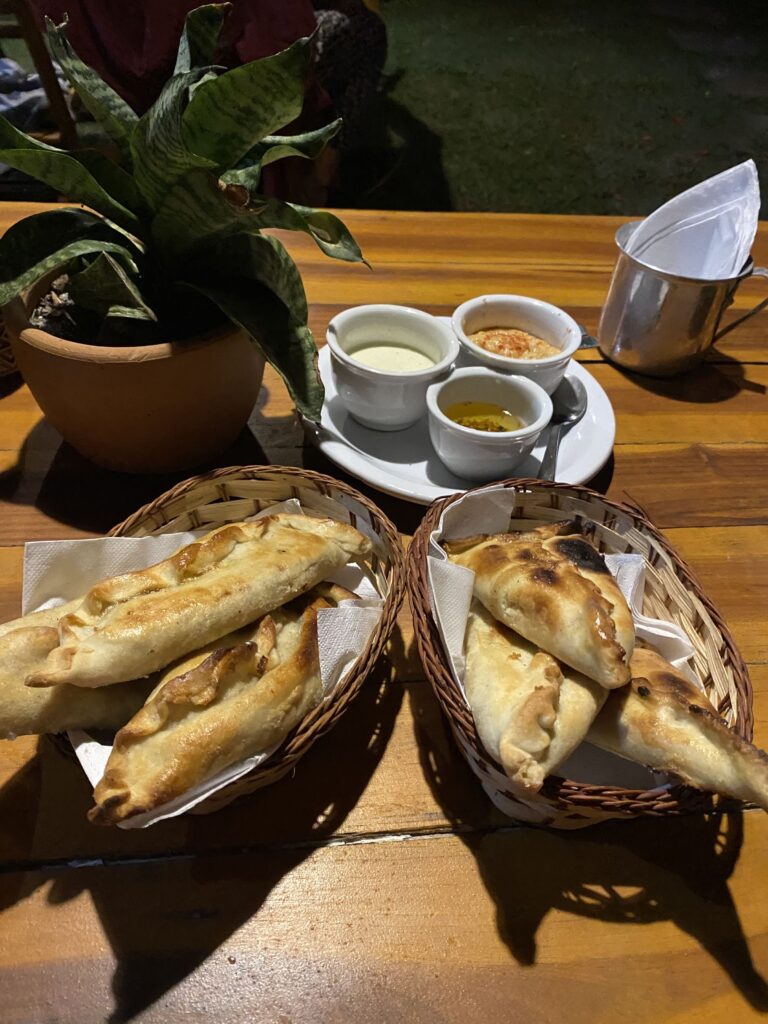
[310,342,615,506]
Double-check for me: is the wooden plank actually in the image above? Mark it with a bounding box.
[3,208,766,366]
[1,362,767,511]
[0,204,766,1023]
[605,444,768,528]
[1,811,767,1024]
[665,527,768,664]
[306,303,768,366]
[3,204,767,272]
[0,523,765,665]
[0,657,764,870]
[0,676,489,868]
[3,437,768,547]
[594,363,768,445]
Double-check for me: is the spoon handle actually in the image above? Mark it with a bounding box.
[539,423,565,481]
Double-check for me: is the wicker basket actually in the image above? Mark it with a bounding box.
[98,464,406,814]
[408,478,753,829]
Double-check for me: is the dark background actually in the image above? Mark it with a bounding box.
[4,0,768,216]
[338,0,768,215]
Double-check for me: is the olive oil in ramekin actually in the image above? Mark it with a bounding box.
[444,400,524,432]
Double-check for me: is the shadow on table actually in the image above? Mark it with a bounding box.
[613,351,766,404]
[409,683,768,1013]
[0,384,429,537]
[0,649,405,1023]
[0,414,280,536]
[0,371,23,399]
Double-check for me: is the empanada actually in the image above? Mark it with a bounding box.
[89,584,355,824]
[26,514,371,690]
[464,600,606,793]
[0,625,152,738]
[587,648,768,811]
[447,522,634,688]
[0,598,83,640]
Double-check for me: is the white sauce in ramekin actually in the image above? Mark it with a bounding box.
[349,343,435,373]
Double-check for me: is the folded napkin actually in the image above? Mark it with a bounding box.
[21,500,381,828]
[625,159,759,280]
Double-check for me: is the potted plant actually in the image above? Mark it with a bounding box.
[0,4,365,472]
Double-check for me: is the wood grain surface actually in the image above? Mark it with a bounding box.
[0,205,767,1024]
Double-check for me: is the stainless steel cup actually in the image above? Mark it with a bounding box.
[597,221,768,375]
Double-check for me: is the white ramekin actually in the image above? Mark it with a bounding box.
[326,305,459,431]
[426,367,553,481]
[451,294,581,394]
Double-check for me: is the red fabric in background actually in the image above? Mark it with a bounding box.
[29,0,320,114]
[29,1,333,198]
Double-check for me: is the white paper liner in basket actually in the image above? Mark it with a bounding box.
[21,500,382,829]
[425,485,702,819]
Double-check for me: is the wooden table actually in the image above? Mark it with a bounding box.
[0,206,767,1024]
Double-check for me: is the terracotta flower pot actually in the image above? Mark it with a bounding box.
[3,289,265,474]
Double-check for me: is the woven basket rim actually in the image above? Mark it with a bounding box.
[97,463,408,813]
[407,477,753,822]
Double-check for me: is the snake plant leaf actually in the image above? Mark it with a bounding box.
[0,148,140,232]
[73,151,146,218]
[153,171,365,270]
[130,69,217,211]
[150,169,253,259]
[0,8,364,426]
[0,116,144,216]
[290,204,366,264]
[181,35,311,169]
[0,208,141,306]
[226,119,343,180]
[45,17,137,165]
[186,230,307,322]
[215,190,365,263]
[68,252,157,321]
[174,3,231,74]
[188,277,323,421]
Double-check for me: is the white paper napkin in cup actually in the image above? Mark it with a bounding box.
[625,159,760,280]
[20,499,382,828]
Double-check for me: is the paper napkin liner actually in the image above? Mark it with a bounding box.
[425,485,699,801]
[22,499,382,829]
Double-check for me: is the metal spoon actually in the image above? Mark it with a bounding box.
[538,377,588,480]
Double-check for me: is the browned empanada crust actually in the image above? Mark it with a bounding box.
[88,584,356,824]
[463,600,606,794]
[588,647,768,810]
[447,521,634,688]
[0,624,152,737]
[0,598,83,640]
[26,514,370,690]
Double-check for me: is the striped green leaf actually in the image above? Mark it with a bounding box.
[153,171,364,270]
[225,119,342,181]
[186,230,307,322]
[217,191,365,263]
[289,204,366,263]
[0,148,139,231]
[174,3,230,73]
[45,18,137,164]
[0,117,136,199]
[151,169,252,258]
[181,36,311,168]
[130,70,217,211]
[0,208,141,306]
[186,278,323,421]
[73,150,146,217]
[68,252,157,321]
